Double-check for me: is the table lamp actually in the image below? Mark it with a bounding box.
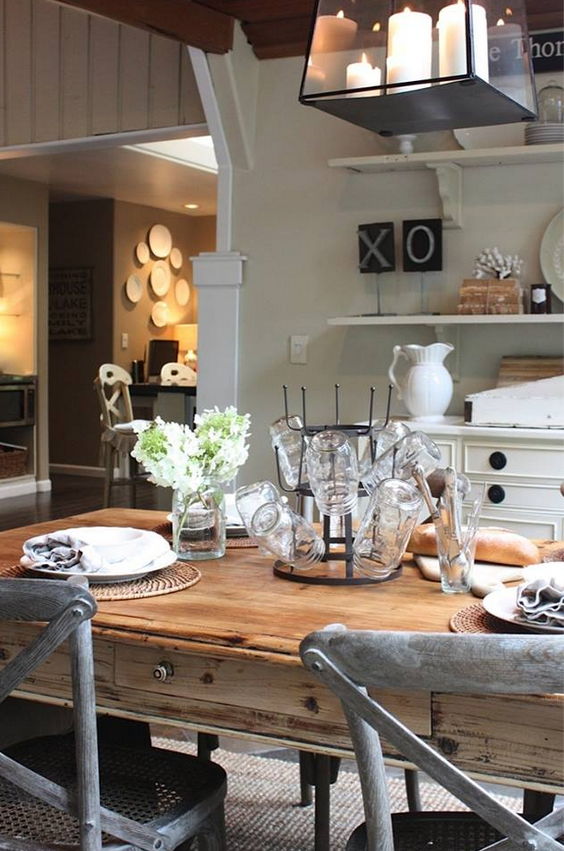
[174,324,198,370]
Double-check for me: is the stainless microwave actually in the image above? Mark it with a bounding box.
[0,378,36,426]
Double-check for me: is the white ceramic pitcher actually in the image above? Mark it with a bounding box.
[388,342,454,420]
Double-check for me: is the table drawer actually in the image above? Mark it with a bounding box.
[464,442,564,481]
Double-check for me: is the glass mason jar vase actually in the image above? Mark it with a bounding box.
[269,415,307,488]
[172,488,226,561]
[306,430,359,517]
[250,500,325,570]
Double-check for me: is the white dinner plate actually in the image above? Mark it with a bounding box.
[27,549,176,584]
[148,224,172,259]
[125,274,143,304]
[151,301,169,328]
[150,261,171,297]
[522,562,564,582]
[482,585,564,634]
[540,209,564,301]
[175,278,190,306]
[170,247,183,270]
[135,242,150,265]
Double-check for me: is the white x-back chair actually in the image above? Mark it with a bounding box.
[160,362,197,386]
[301,627,564,851]
[0,577,227,851]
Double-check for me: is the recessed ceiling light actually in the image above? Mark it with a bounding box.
[184,203,199,209]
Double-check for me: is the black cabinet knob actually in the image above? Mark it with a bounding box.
[489,451,507,470]
[488,485,506,504]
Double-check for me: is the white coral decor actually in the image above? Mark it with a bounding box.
[473,247,524,280]
[132,407,251,496]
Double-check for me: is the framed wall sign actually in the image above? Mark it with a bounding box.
[529,30,564,75]
[49,267,93,341]
[358,222,395,274]
[403,219,443,273]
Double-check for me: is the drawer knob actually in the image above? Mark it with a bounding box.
[153,661,174,683]
[488,485,506,504]
[489,451,507,470]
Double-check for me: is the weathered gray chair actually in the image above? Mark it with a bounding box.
[0,578,227,850]
[301,627,564,851]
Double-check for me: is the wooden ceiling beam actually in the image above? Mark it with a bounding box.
[56,0,234,53]
[194,0,315,24]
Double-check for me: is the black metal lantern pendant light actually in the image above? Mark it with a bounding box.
[299,0,537,135]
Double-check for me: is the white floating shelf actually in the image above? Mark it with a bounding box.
[328,143,564,174]
[328,314,564,327]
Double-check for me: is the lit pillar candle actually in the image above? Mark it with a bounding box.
[438,1,489,81]
[386,7,432,89]
[306,58,326,90]
[346,53,382,96]
[488,17,526,104]
[310,9,358,54]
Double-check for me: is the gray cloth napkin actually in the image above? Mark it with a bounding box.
[21,531,104,573]
[516,577,564,629]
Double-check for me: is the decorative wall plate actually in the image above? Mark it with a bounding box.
[175,278,190,306]
[135,242,150,264]
[125,274,143,303]
[170,247,183,270]
[148,224,172,258]
[150,260,171,297]
[151,301,169,328]
[540,209,564,302]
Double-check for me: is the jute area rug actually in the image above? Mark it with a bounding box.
[153,736,519,851]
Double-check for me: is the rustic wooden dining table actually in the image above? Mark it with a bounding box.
[1,507,562,850]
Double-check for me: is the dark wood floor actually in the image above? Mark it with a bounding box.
[0,475,161,532]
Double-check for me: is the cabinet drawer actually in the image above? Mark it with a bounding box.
[465,480,564,512]
[433,439,457,469]
[464,442,564,481]
[477,509,561,540]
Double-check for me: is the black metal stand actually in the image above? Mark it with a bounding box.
[272,383,400,587]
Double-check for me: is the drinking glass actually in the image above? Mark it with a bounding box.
[436,524,478,594]
[235,480,281,534]
[250,501,325,570]
[363,431,441,495]
[269,416,306,488]
[306,430,359,517]
[359,419,411,481]
[353,479,423,579]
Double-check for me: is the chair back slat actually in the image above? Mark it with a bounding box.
[0,579,95,623]
[301,629,564,851]
[94,376,134,428]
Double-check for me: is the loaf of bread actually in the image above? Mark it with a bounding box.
[408,525,539,566]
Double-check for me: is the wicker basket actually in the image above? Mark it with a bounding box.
[0,443,28,479]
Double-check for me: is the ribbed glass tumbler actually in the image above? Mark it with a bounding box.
[353,479,423,579]
[306,430,359,517]
[250,501,325,570]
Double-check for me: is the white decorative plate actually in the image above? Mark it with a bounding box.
[148,224,172,259]
[482,585,564,634]
[170,247,183,270]
[175,278,190,306]
[135,242,150,265]
[151,301,169,328]
[454,124,524,150]
[27,549,176,584]
[125,274,143,304]
[540,209,564,301]
[150,260,171,297]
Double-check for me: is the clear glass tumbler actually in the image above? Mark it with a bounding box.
[363,431,441,495]
[353,478,423,579]
[436,525,478,594]
[269,415,307,488]
[306,430,359,517]
[359,419,411,481]
[250,501,325,570]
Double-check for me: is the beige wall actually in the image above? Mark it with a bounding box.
[0,225,36,376]
[0,174,49,480]
[49,200,114,467]
[113,201,215,368]
[230,57,564,486]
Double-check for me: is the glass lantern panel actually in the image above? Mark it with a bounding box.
[484,0,535,110]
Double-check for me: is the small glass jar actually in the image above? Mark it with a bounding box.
[172,488,226,561]
[436,525,478,594]
[269,415,307,488]
[530,283,552,314]
[250,501,325,570]
[353,479,423,579]
[363,431,441,495]
[359,419,411,481]
[306,430,359,517]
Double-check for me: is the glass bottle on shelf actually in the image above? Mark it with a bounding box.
[538,80,564,125]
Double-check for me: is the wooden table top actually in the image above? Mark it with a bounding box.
[0,508,556,661]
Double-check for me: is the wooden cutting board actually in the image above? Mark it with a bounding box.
[497,356,564,387]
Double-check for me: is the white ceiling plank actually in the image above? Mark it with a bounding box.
[5,0,33,146]
[60,5,89,139]
[118,24,150,132]
[148,35,182,129]
[32,0,61,143]
[89,14,119,136]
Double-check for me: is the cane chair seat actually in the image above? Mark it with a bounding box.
[347,812,511,851]
[1,733,226,849]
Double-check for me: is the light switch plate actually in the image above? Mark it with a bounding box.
[121,333,129,349]
[290,335,308,364]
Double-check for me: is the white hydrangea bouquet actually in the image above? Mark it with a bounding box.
[132,407,251,560]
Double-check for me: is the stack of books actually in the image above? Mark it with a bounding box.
[457,278,523,315]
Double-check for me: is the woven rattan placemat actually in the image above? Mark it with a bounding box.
[1,561,201,601]
[450,602,526,635]
[152,521,257,549]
